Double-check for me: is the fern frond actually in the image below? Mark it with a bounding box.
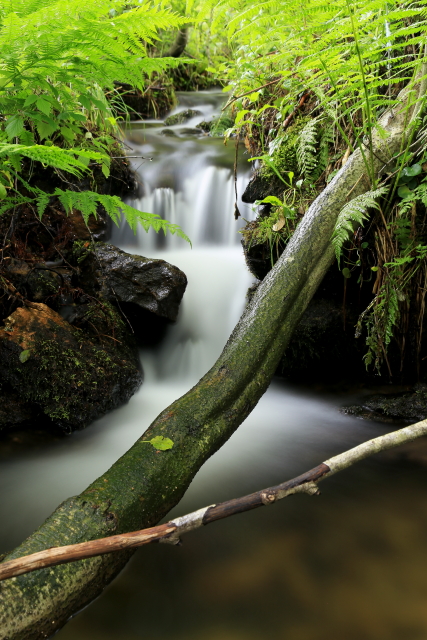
[296,117,319,181]
[0,144,104,176]
[53,189,191,245]
[332,186,388,262]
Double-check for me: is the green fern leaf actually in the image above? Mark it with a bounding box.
[332,186,388,262]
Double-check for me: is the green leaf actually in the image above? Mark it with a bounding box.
[342,267,351,278]
[78,95,91,110]
[36,98,51,116]
[19,349,31,363]
[5,116,24,140]
[60,127,76,143]
[398,185,412,198]
[235,110,250,125]
[0,183,7,200]
[249,91,260,102]
[23,94,38,107]
[403,163,422,177]
[35,120,58,140]
[144,436,174,451]
[69,112,87,122]
[361,242,369,249]
[256,195,283,206]
[91,97,108,112]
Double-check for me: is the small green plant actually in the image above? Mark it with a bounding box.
[241,189,299,266]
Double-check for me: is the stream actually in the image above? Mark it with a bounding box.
[2,91,427,640]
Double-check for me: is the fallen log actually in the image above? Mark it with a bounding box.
[0,75,424,640]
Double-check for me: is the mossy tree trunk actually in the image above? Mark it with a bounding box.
[0,82,421,640]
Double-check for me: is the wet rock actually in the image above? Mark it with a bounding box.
[241,170,285,204]
[77,242,187,323]
[0,384,37,430]
[344,384,427,423]
[279,298,364,382]
[161,129,177,137]
[0,303,141,432]
[177,127,202,136]
[4,260,68,302]
[195,120,211,132]
[164,109,202,126]
[195,115,234,136]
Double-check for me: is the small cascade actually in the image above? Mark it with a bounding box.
[112,89,255,382]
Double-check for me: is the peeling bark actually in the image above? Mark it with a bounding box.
[0,81,422,639]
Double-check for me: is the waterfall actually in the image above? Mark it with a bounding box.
[112,90,255,382]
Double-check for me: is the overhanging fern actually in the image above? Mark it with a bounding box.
[331,186,389,262]
[51,189,191,243]
[0,143,106,177]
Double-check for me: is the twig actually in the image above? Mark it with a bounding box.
[1,418,427,581]
[281,90,311,129]
[221,79,281,112]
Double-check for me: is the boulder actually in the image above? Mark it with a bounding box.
[76,242,187,323]
[164,109,202,126]
[0,302,141,432]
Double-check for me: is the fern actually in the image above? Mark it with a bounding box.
[0,143,105,177]
[49,189,192,245]
[296,117,319,181]
[0,0,187,148]
[331,186,389,262]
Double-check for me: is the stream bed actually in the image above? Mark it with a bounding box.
[2,91,427,640]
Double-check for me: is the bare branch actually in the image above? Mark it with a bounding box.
[2,419,426,582]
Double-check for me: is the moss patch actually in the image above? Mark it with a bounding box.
[0,303,141,431]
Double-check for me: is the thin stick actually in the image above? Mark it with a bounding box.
[1,418,427,581]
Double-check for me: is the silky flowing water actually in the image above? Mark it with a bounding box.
[2,91,427,640]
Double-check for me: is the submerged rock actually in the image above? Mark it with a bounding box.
[161,128,177,137]
[77,242,187,323]
[164,109,202,126]
[0,303,141,432]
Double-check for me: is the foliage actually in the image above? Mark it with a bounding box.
[199,0,427,377]
[240,191,299,267]
[0,0,189,241]
[332,187,389,263]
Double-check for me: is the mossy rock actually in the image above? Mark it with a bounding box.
[195,115,234,136]
[164,109,202,126]
[0,303,141,432]
[263,117,310,179]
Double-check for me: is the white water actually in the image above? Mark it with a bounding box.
[4,91,425,640]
